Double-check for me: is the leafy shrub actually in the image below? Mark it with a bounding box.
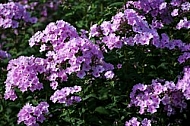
[0,0,190,126]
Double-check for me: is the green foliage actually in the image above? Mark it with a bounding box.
[56,0,125,30]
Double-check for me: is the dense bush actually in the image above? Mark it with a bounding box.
[0,0,190,126]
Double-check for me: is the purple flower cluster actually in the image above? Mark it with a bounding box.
[29,20,78,51]
[129,79,187,116]
[4,56,46,100]
[17,102,49,126]
[29,20,114,82]
[3,0,190,125]
[9,0,63,17]
[89,2,159,48]
[88,0,190,66]
[125,117,151,126]
[50,86,82,106]
[124,0,190,49]
[89,20,124,50]
[178,52,190,63]
[0,2,37,29]
[87,3,156,49]
[4,19,115,125]
[126,0,190,26]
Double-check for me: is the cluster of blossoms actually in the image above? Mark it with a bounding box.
[125,117,151,126]
[0,2,37,29]
[29,20,79,48]
[8,0,63,17]
[4,56,46,100]
[125,0,190,63]
[125,0,190,27]
[50,86,82,106]
[5,20,115,124]
[100,0,190,124]
[89,1,160,49]
[17,102,49,126]
[29,20,114,83]
[0,49,11,60]
[129,79,187,116]
[3,0,190,125]
[89,0,190,64]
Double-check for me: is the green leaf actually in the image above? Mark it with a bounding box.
[0,105,3,113]
[83,93,97,101]
[94,106,109,115]
[109,2,124,7]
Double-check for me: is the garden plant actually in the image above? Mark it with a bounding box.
[0,0,190,126]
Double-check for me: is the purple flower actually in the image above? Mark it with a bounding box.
[104,71,114,79]
[89,24,100,37]
[125,117,140,126]
[50,81,58,90]
[181,2,190,11]
[0,50,11,59]
[141,118,151,126]
[171,9,179,17]
[100,21,113,36]
[117,64,122,69]
[77,70,86,79]
[176,17,190,29]
[159,2,167,10]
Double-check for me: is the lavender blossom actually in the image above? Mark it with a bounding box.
[50,86,82,106]
[17,102,49,126]
[0,2,37,29]
[4,56,46,100]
